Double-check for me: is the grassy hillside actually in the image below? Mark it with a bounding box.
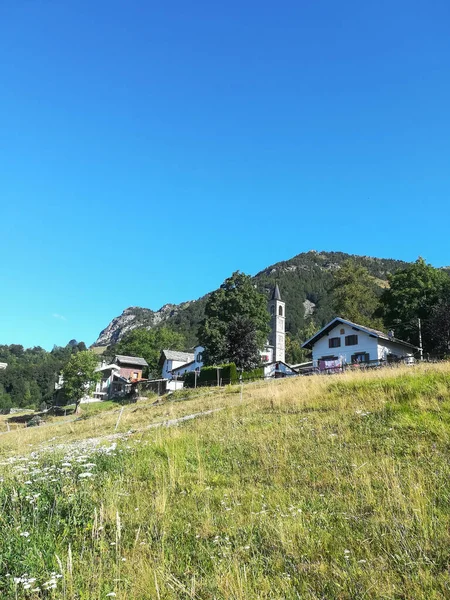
[0,365,449,599]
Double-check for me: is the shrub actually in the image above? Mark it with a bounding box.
[184,363,238,387]
[242,366,264,381]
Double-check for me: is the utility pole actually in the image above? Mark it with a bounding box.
[194,368,198,389]
[216,367,222,387]
[418,318,424,361]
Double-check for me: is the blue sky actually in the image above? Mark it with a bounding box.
[1,0,449,349]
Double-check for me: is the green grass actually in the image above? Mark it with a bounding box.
[0,365,449,598]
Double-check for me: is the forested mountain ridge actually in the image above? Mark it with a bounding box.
[0,341,87,412]
[93,250,409,349]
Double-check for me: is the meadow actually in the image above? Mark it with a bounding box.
[0,364,449,599]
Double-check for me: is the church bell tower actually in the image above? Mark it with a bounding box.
[268,284,285,363]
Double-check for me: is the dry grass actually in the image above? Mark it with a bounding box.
[0,364,449,599]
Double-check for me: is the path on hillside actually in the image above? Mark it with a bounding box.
[35,407,225,455]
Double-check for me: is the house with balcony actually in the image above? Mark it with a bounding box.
[302,317,418,370]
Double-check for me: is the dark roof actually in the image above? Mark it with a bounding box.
[271,284,282,301]
[301,317,419,351]
[160,350,195,364]
[114,355,148,367]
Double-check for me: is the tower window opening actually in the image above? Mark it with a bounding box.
[279,306,283,316]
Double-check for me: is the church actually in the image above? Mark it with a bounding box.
[260,284,285,363]
[260,285,298,378]
[161,284,297,381]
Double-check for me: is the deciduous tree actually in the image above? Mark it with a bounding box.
[226,316,260,370]
[331,260,383,328]
[378,257,450,349]
[198,271,270,366]
[62,351,100,413]
[424,297,450,356]
[113,327,186,378]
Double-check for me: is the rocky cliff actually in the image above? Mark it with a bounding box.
[94,302,194,347]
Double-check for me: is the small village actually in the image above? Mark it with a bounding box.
[2,3,449,596]
[85,284,419,404]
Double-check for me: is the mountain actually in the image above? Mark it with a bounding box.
[94,301,202,347]
[92,250,409,349]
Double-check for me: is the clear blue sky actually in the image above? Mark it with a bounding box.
[1,0,449,350]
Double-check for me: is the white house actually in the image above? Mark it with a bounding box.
[159,347,204,380]
[159,350,194,379]
[171,346,205,378]
[302,317,418,370]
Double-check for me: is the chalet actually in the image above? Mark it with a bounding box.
[114,355,148,381]
[94,355,148,399]
[302,317,418,370]
[159,347,204,380]
[170,346,204,379]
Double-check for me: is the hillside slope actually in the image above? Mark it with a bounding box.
[93,250,407,347]
[0,364,449,599]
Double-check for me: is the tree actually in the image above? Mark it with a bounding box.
[113,327,186,378]
[331,260,383,328]
[198,271,270,366]
[285,335,304,365]
[285,319,319,364]
[62,351,100,413]
[0,342,86,411]
[0,392,12,414]
[226,316,260,370]
[424,296,450,356]
[378,257,450,350]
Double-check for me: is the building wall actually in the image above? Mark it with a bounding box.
[311,324,378,365]
[260,346,274,364]
[167,380,184,391]
[162,359,186,380]
[377,340,415,361]
[118,366,143,381]
[172,346,205,378]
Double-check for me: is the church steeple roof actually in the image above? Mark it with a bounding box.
[271,284,282,301]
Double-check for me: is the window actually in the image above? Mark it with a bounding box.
[270,306,275,315]
[345,335,358,346]
[196,353,203,363]
[351,352,369,364]
[279,306,283,316]
[329,337,341,348]
[340,328,345,335]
